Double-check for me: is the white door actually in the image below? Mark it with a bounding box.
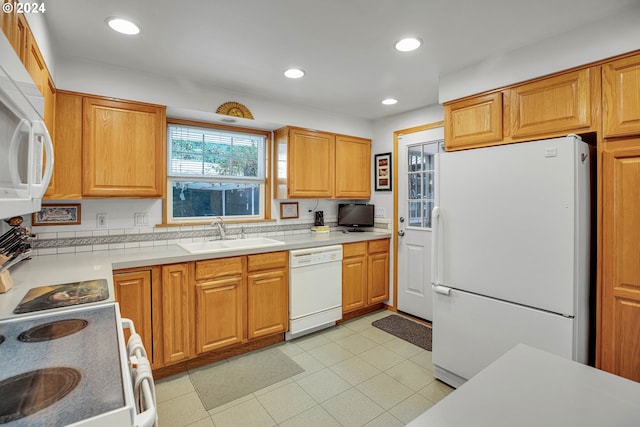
[397,127,443,321]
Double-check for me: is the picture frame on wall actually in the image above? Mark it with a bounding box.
[32,204,82,226]
[374,152,392,191]
[280,202,299,219]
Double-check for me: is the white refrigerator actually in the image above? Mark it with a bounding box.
[431,135,591,388]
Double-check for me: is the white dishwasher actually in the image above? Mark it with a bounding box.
[286,245,343,340]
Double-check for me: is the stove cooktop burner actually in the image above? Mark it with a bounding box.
[0,367,81,424]
[17,319,88,343]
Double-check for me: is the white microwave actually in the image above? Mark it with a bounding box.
[0,32,53,220]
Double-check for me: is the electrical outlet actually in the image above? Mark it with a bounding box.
[96,213,107,228]
[134,212,149,226]
[375,207,385,218]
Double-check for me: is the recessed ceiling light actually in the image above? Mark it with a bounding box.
[106,17,141,35]
[394,37,422,52]
[382,98,398,105]
[284,68,305,79]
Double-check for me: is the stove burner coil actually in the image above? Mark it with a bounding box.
[17,319,88,342]
[0,367,81,423]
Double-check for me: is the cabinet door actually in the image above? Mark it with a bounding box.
[195,276,245,353]
[288,129,335,198]
[342,254,367,313]
[509,68,592,139]
[14,14,27,61]
[603,54,640,138]
[162,263,191,364]
[367,251,389,305]
[335,136,371,199]
[82,97,165,197]
[25,34,46,95]
[113,270,153,363]
[444,92,503,151]
[599,140,640,381]
[46,92,82,199]
[1,1,15,47]
[247,269,288,339]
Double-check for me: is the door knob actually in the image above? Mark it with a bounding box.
[399,217,405,223]
[398,230,405,237]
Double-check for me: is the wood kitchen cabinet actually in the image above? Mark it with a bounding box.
[194,257,246,353]
[45,91,166,199]
[113,269,153,363]
[342,238,390,315]
[444,92,503,151]
[335,135,371,199]
[599,138,640,382]
[161,263,192,365]
[247,251,289,339]
[602,53,640,138]
[274,126,371,199]
[83,97,165,197]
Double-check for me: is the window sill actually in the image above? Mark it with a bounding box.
[156,218,277,228]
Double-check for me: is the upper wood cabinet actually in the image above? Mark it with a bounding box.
[599,138,640,382]
[509,68,594,139]
[274,126,371,199]
[335,135,371,199]
[83,97,166,197]
[444,92,503,151]
[603,53,640,138]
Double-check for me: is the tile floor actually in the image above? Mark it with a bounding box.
[155,310,453,427]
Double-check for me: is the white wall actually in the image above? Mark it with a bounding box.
[439,5,640,102]
[370,104,444,305]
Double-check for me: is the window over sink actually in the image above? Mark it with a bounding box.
[166,120,270,223]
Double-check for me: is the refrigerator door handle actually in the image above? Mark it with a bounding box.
[433,285,451,296]
[431,206,441,286]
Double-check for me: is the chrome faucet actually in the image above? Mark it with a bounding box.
[211,216,226,240]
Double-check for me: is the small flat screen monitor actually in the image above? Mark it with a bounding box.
[338,204,374,231]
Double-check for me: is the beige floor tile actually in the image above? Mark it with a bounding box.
[307,342,354,366]
[389,393,435,424]
[292,332,332,351]
[320,324,356,341]
[295,368,351,402]
[356,372,414,410]
[253,377,294,396]
[359,346,406,371]
[386,359,435,391]
[334,333,378,354]
[363,411,405,427]
[274,341,305,358]
[363,309,394,321]
[359,326,398,344]
[418,379,455,403]
[383,336,425,359]
[343,316,375,332]
[278,405,342,427]
[210,397,276,427]
[155,371,195,403]
[322,388,385,427]
[409,350,434,371]
[330,356,380,386]
[185,417,215,427]
[157,391,209,427]
[256,381,316,423]
[290,352,325,379]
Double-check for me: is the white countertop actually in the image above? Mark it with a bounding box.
[0,231,391,320]
[407,344,640,427]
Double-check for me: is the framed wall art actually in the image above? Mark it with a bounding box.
[280,202,299,219]
[32,204,82,226]
[374,152,392,191]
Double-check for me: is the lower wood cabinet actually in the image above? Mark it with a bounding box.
[247,252,289,339]
[342,239,390,314]
[113,269,153,363]
[194,257,245,353]
[161,263,191,365]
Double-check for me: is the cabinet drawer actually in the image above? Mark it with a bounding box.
[368,239,389,254]
[247,251,288,272]
[343,242,367,258]
[195,257,244,281]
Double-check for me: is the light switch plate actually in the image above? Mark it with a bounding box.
[375,207,385,218]
[96,213,107,228]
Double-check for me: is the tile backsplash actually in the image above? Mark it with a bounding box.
[31,219,390,256]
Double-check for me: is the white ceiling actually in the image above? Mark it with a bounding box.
[44,0,639,121]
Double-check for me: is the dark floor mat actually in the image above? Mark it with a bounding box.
[372,314,432,351]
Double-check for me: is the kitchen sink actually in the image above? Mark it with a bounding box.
[178,237,286,254]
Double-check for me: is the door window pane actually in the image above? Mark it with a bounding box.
[405,140,442,229]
